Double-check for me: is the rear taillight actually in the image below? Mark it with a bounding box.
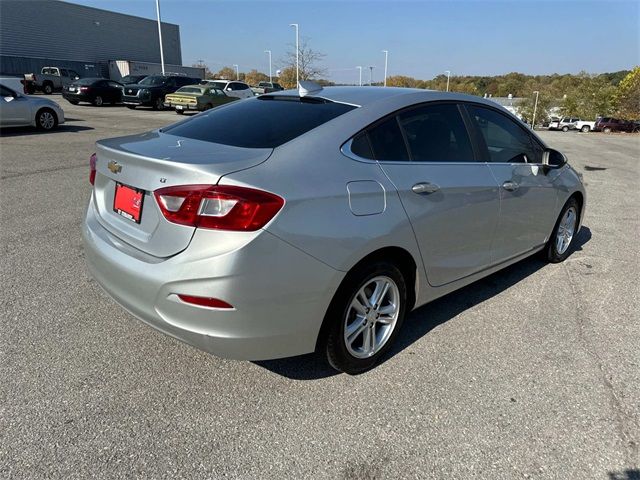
[80,86,90,92]
[154,185,284,231]
[89,153,97,185]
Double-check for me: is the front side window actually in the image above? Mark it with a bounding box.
[397,103,474,162]
[468,105,542,163]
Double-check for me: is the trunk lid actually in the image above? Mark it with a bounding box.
[92,130,272,258]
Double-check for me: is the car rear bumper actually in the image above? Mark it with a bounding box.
[164,102,199,111]
[62,92,92,102]
[82,196,342,360]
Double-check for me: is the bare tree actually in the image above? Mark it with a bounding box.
[281,37,327,81]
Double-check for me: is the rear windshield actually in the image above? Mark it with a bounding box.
[177,87,203,94]
[76,77,101,85]
[163,96,357,148]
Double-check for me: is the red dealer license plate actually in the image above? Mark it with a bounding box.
[113,183,144,223]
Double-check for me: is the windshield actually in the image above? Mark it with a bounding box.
[138,76,166,86]
[163,97,357,148]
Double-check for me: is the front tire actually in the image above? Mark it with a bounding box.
[324,261,407,374]
[35,108,58,131]
[543,197,580,263]
[42,83,53,95]
[562,125,570,132]
[175,109,184,115]
[603,126,612,133]
[126,105,136,110]
[93,95,103,106]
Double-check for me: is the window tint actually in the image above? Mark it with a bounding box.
[367,117,410,161]
[350,132,374,159]
[1,85,14,97]
[60,69,68,77]
[398,103,474,162]
[468,105,542,163]
[236,83,249,90]
[163,97,356,148]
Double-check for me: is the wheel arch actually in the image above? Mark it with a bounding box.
[315,245,418,352]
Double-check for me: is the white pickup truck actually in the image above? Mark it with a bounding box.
[573,120,596,133]
[23,67,81,94]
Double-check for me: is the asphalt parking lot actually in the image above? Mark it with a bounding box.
[1,97,639,479]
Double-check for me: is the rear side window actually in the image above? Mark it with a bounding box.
[397,103,474,162]
[367,118,410,161]
[163,97,356,148]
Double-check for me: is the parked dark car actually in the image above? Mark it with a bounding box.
[120,74,148,85]
[62,78,123,106]
[122,75,201,110]
[594,117,639,133]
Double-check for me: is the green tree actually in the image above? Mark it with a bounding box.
[615,67,640,119]
[516,96,552,126]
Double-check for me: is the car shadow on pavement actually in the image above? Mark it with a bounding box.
[609,469,640,480]
[0,125,94,137]
[256,226,592,380]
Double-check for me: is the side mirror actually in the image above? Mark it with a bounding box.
[542,148,567,169]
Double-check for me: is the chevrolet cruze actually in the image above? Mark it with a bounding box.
[83,84,585,374]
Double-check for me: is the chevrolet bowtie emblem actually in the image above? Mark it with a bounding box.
[108,160,122,174]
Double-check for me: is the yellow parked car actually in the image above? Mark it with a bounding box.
[164,85,238,114]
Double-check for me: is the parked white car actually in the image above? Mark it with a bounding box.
[548,117,579,132]
[199,80,253,99]
[0,82,65,130]
[574,120,596,133]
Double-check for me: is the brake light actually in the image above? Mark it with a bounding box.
[89,153,96,185]
[154,185,284,231]
[80,86,89,92]
[177,294,233,309]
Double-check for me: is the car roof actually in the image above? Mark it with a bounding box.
[267,86,512,110]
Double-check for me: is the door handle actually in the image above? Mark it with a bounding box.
[412,182,440,195]
[502,181,519,192]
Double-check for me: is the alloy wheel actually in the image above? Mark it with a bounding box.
[556,207,577,255]
[39,111,55,130]
[343,276,400,359]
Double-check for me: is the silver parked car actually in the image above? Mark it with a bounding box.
[0,83,65,130]
[83,85,586,374]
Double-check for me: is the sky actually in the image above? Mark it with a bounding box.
[71,0,639,84]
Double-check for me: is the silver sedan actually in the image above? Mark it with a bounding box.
[82,85,585,374]
[0,83,65,130]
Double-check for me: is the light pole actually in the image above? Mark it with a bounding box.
[356,66,362,86]
[289,23,299,87]
[368,66,375,86]
[155,0,165,75]
[445,70,451,92]
[382,50,388,87]
[264,50,272,82]
[233,64,239,80]
[532,91,540,129]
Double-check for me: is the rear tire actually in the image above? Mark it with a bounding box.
[581,125,590,133]
[93,95,103,106]
[324,260,407,374]
[153,97,165,111]
[68,100,79,105]
[35,108,58,131]
[562,125,569,132]
[175,109,184,115]
[542,197,580,263]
